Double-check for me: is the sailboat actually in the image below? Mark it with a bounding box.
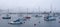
[44,14,56,21]
[44,4,56,21]
[2,9,11,19]
[24,8,31,19]
[35,7,42,17]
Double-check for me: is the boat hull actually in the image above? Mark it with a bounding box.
[2,17,11,19]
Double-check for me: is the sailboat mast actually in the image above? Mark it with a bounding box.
[7,9,9,16]
[27,8,28,16]
[8,9,9,14]
[38,6,40,14]
[50,4,52,13]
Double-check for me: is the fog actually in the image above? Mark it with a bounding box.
[0,0,60,12]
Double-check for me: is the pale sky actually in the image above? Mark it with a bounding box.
[0,0,60,12]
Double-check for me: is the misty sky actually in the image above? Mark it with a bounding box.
[0,0,60,12]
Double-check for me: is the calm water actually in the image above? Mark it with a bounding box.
[0,14,60,27]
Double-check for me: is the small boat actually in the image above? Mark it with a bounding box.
[24,16,31,19]
[8,18,25,25]
[2,16,11,19]
[2,14,11,19]
[35,15,42,17]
